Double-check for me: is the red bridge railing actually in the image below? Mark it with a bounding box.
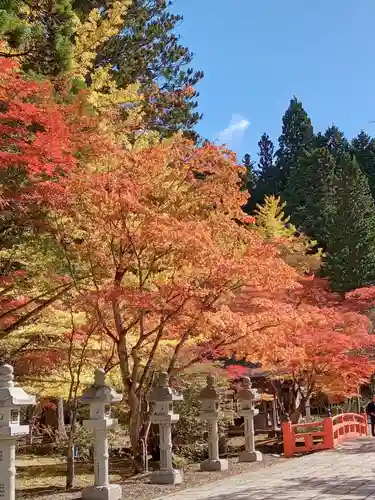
[282,413,368,458]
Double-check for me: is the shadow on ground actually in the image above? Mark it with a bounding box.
[197,477,375,500]
[193,475,375,500]
[333,437,375,454]
[179,440,375,500]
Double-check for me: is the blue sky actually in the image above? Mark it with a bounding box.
[174,0,375,162]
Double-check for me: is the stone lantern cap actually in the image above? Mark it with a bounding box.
[199,374,220,401]
[80,369,122,405]
[0,364,35,407]
[236,377,261,402]
[147,372,183,402]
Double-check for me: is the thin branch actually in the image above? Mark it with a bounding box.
[1,283,74,337]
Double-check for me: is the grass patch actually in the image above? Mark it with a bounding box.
[16,434,272,495]
[16,455,130,494]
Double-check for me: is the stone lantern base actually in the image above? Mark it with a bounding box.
[150,468,183,485]
[238,450,263,463]
[200,458,229,472]
[82,484,122,500]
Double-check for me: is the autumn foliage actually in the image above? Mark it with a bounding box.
[46,136,300,467]
[0,58,101,339]
[228,274,375,421]
[0,59,101,210]
[2,54,375,471]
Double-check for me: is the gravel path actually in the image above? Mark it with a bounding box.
[16,454,286,500]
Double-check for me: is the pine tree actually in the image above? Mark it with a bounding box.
[257,132,277,195]
[324,125,349,160]
[0,0,203,138]
[73,0,204,139]
[0,0,76,76]
[276,96,314,191]
[241,153,258,213]
[283,147,337,244]
[322,156,375,292]
[245,133,276,211]
[352,131,375,201]
[242,153,257,192]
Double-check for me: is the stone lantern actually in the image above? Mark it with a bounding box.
[236,376,262,462]
[199,374,228,471]
[147,371,183,485]
[80,368,122,500]
[0,364,35,500]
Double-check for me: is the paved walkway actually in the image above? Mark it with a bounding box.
[158,438,375,500]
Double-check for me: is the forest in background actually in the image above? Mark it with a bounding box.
[243,97,375,293]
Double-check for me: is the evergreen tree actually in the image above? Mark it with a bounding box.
[324,125,349,161]
[245,133,276,211]
[0,0,203,138]
[241,153,257,213]
[74,0,204,139]
[283,147,337,244]
[0,0,76,75]
[352,131,375,201]
[276,96,314,191]
[242,153,257,192]
[322,156,375,292]
[257,132,277,195]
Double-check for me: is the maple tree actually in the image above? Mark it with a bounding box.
[47,136,298,470]
[1,49,374,473]
[229,275,375,423]
[0,57,102,339]
[0,58,101,208]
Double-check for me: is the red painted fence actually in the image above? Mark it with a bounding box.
[282,413,368,458]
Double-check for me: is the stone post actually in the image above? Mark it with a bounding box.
[199,374,228,472]
[0,364,35,500]
[80,368,122,500]
[147,372,183,485]
[236,377,262,462]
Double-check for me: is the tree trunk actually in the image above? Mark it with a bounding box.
[128,391,153,473]
[57,397,67,439]
[116,334,154,473]
[289,409,302,424]
[129,414,146,472]
[127,389,144,473]
[66,408,77,489]
[290,395,308,424]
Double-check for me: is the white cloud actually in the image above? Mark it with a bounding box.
[217,114,251,145]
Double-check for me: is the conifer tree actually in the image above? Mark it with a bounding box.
[74,0,204,138]
[283,147,337,244]
[256,132,277,195]
[322,156,375,292]
[324,125,349,160]
[352,131,375,201]
[241,153,257,213]
[245,133,276,211]
[255,195,322,275]
[0,0,203,138]
[283,125,348,243]
[242,153,257,192]
[276,96,314,191]
[255,195,295,239]
[0,0,76,75]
